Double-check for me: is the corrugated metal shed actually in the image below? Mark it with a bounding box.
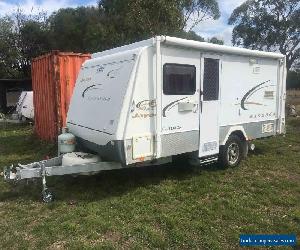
[32,51,91,141]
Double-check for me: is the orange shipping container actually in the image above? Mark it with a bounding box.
[31,51,91,141]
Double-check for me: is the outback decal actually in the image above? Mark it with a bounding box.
[136,100,156,111]
[87,96,111,102]
[80,77,92,83]
[162,97,188,117]
[240,80,275,110]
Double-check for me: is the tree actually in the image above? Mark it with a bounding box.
[0,16,18,78]
[181,0,220,31]
[0,10,50,78]
[99,0,183,46]
[207,36,224,45]
[228,0,300,71]
[173,30,205,41]
[0,2,221,79]
[48,7,108,52]
[287,70,300,89]
[99,0,220,46]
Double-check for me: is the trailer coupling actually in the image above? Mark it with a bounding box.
[3,154,122,202]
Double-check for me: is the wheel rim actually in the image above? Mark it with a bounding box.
[227,142,239,165]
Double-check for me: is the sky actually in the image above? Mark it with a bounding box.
[0,0,246,45]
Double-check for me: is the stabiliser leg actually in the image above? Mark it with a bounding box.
[40,163,54,203]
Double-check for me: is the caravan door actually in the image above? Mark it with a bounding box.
[161,47,200,156]
[198,54,221,158]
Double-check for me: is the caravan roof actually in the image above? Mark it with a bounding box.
[92,36,284,60]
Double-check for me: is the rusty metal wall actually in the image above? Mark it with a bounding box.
[32,52,90,141]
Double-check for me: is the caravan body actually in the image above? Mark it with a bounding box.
[4,36,286,201]
[67,36,286,166]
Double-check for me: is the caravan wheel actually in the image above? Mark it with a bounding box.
[219,135,244,168]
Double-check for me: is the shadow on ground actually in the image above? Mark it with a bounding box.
[0,160,227,203]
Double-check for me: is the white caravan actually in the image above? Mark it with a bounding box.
[4,36,286,202]
[67,36,286,166]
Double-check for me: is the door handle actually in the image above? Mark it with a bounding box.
[193,104,198,113]
[200,101,203,113]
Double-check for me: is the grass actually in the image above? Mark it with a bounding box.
[0,119,299,249]
[287,90,300,109]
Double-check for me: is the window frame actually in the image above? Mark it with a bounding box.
[163,63,196,96]
[202,58,220,101]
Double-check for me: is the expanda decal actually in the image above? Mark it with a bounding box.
[249,112,276,119]
[162,125,182,131]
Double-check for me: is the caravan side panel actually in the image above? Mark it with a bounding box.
[219,55,284,144]
[124,47,157,164]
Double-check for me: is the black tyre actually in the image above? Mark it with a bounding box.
[219,134,245,168]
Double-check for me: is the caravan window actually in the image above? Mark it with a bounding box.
[203,58,219,101]
[163,64,196,95]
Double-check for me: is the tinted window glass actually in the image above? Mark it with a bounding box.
[203,58,219,101]
[163,64,196,95]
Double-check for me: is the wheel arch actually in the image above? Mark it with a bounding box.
[220,126,248,146]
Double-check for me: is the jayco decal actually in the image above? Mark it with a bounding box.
[131,99,156,118]
[136,100,156,111]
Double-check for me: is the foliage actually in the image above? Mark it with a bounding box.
[99,0,220,46]
[181,0,220,31]
[228,0,300,71]
[48,7,107,53]
[173,30,205,41]
[287,70,300,89]
[0,10,50,78]
[0,16,16,78]
[0,1,222,78]
[207,36,224,45]
[100,0,182,46]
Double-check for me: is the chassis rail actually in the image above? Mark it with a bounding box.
[3,156,122,202]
